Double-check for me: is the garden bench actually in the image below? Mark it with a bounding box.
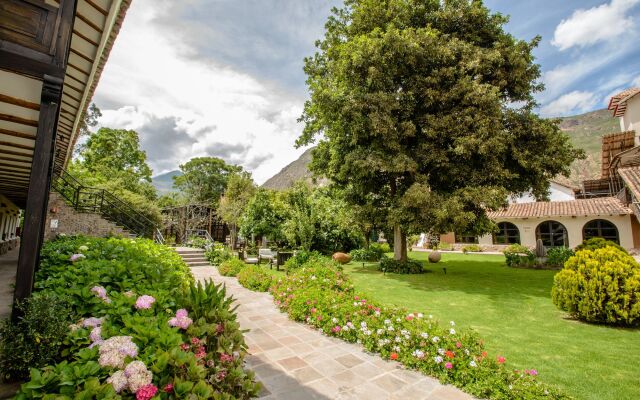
[258,248,276,266]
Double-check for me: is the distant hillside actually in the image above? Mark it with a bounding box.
[262,109,619,190]
[262,148,324,190]
[152,170,182,194]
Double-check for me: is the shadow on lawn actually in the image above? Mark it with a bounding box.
[346,254,556,302]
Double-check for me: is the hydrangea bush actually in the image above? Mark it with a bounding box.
[269,263,569,399]
[12,235,260,399]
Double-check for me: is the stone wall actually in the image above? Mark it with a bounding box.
[44,192,128,241]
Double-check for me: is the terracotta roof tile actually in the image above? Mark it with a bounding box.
[608,87,640,117]
[618,166,640,201]
[487,197,632,219]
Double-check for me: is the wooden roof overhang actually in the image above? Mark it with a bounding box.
[0,0,130,207]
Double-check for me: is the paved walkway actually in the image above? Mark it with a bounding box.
[191,266,474,400]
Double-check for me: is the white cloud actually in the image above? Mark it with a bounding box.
[93,0,309,184]
[633,75,640,86]
[551,0,639,51]
[540,91,599,117]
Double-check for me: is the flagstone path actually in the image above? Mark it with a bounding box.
[190,266,474,400]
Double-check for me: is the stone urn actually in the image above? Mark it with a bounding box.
[428,251,441,263]
[332,252,352,264]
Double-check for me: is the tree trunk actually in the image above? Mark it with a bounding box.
[393,225,407,262]
[230,223,237,249]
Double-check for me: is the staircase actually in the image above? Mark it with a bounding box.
[175,247,209,267]
[51,170,163,242]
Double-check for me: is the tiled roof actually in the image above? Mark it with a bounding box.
[487,197,632,219]
[600,131,635,178]
[608,87,640,117]
[618,166,640,201]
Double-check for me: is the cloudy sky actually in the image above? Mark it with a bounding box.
[92,0,640,183]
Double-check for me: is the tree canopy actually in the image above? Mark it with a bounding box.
[173,157,242,206]
[218,171,256,248]
[298,0,583,261]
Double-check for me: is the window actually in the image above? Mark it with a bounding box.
[583,219,619,244]
[455,233,478,244]
[535,221,568,247]
[493,222,520,244]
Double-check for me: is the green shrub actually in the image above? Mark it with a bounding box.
[283,250,326,272]
[14,236,259,399]
[503,244,535,268]
[372,242,391,254]
[205,242,233,265]
[462,244,483,253]
[187,236,209,249]
[0,294,72,381]
[552,247,640,326]
[350,246,385,262]
[218,258,246,277]
[269,265,568,399]
[575,237,627,253]
[546,247,574,268]
[436,242,453,251]
[237,266,273,292]
[379,256,424,274]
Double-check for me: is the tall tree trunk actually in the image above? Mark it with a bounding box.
[230,223,237,249]
[393,225,407,262]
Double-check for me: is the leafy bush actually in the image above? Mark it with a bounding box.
[0,294,72,381]
[350,245,386,262]
[436,242,453,251]
[575,237,627,254]
[503,244,535,268]
[552,247,640,326]
[283,250,326,272]
[373,242,391,254]
[237,266,273,292]
[546,247,574,268]
[269,263,568,399]
[205,242,233,265]
[187,236,209,249]
[462,244,483,253]
[217,258,246,277]
[13,236,259,399]
[379,256,424,274]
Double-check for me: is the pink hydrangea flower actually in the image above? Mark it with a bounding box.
[125,361,152,393]
[107,370,127,393]
[176,309,188,318]
[445,362,453,369]
[70,254,85,262]
[163,383,174,393]
[91,285,111,303]
[82,317,104,328]
[135,295,156,310]
[90,326,103,343]
[169,309,192,330]
[98,336,138,368]
[220,353,234,363]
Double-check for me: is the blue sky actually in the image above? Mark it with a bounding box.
[94,0,640,183]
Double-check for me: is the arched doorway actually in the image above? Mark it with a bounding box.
[493,222,520,244]
[583,219,620,244]
[535,220,568,247]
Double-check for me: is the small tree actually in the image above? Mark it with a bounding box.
[218,172,256,248]
[299,0,583,261]
[173,157,242,205]
[239,189,288,246]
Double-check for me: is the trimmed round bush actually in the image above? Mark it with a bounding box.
[551,247,640,326]
[575,237,627,254]
[218,258,246,277]
[237,265,273,292]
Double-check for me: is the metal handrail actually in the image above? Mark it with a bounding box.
[52,170,160,241]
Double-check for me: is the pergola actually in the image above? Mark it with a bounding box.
[0,0,130,309]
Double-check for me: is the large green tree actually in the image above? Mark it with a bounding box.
[173,157,242,205]
[299,0,583,261]
[239,188,288,245]
[218,171,256,248]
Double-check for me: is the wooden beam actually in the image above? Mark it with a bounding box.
[0,140,34,150]
[0,94,40,111]
[0,148,33,157]
[13,74,64,314]
[0,113,39,127]
[0,127,36,140]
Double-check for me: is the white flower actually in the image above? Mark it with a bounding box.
[449,328,456,335]
[395,336,402,343]
[311,275,317,280]
[417,313,424,318]
[438,348,445,355]
[361,322,367,328]
[429,314,433,319]
[432,336,440,343]
[469,360,477,367]
[347,322,354,328]
[465,349,470,356]
[396,318,401,322]
[332,317,338,323]
[393,345,400,351]
[384,319,391,325]
[387,326,395,331]
[450,321,455,326]
[375,310,381,316]
[353,302,359,306]
[420,332,429,339]
[357,339,362,344]
[377,329,384,335]
[343,325,349,331]
[434,356,443,364]
[412,349,425,359]
[404,334,410,340]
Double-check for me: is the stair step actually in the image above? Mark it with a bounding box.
[186,261,210,267]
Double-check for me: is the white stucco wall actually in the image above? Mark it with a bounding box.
[621,95,640,137]
[478,214,635,249]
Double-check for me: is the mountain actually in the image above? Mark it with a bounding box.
[262,148,323,190]
[152,170,182,194]
[262,109,619,190]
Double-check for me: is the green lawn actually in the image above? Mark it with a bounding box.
[342,252,640,400]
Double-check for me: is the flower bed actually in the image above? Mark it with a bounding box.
[6,236,259,399]
[268,263,569,399]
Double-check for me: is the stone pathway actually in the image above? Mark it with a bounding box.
[190,266,474,400]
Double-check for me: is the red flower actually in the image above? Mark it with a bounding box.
[216,324,224,334]
[163,383,174,393]
[191,337,200,345]
[445,350,455,359]
[180,343,190,351]
[455,342,462,348]
[390,352,399,360]
[497,356,506,364]
[481,351,488,358]
[405,315,414,321]
[220,353,234,363]
[136,384,158,400]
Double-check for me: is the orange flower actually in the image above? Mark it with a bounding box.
[445,350,455,359]
[390,352,399,360]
